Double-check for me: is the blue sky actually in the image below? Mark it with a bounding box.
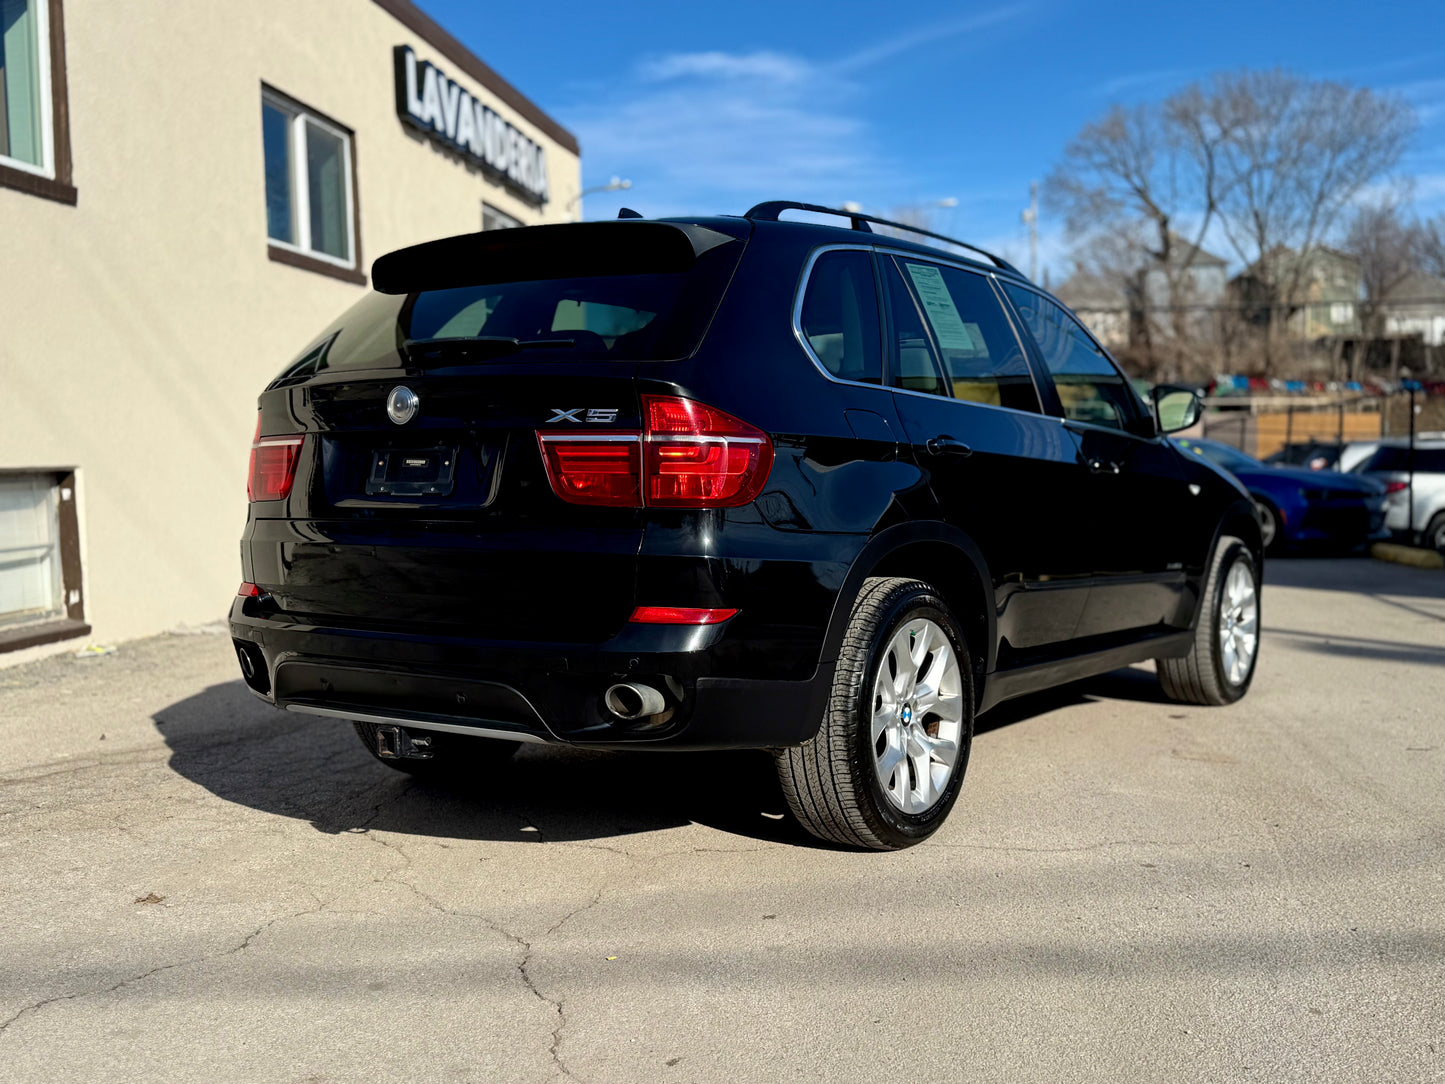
[420,0,1445,278]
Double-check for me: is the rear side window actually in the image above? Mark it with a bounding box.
[894,258,1040,413]
[1362,446,1445,472]
[884,259,948,396]
[1004,285,1138,431]
[799,250,882,383]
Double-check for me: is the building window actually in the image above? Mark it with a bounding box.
[0,0,73,204]
[482,202,522,231]
[0,470,88,653]
[1330,302,1354,325]
[261,86,363,284]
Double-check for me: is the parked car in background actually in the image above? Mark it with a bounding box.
[1354,440,1445,552]
[1174,437,1388,554]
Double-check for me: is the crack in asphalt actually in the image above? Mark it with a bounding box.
[0,898,326,1041]
[359,826,611,1081]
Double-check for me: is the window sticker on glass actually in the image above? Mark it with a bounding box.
[903,263,976,352]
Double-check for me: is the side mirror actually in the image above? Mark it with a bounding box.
[1152,385,1203,434]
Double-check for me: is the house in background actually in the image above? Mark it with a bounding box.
[1232,247,1363,340]
[1140,233,1229,344]
[1053,269,1129,349]
[1383,272,1445,348]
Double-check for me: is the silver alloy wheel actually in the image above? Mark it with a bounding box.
[870,617,965,814]
[1432,519,1445,553]
[1256,501,1277,548]
[1217,557,1260,687]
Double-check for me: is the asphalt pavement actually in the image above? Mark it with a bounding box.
[0,558,1442,1082]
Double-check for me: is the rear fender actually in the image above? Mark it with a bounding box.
[817,520,997,686]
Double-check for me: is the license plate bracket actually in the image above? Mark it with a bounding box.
[366,446,458,496]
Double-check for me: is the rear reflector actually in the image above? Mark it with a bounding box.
[238,582,261,597]
[536,436,642,507]
[629,606,738,625]
[247,417,304,502]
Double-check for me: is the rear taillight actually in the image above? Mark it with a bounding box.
[536,436,642,507]
[642,396,774,508]
[1384,481,1409,494]
[536,396,773,509]
[247,416,304,502]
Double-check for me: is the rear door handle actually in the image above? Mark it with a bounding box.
[925,435,974,457]
[1088,458,1120,475]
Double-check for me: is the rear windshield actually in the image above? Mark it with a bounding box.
[1360,446,1445,473]
[271,226,744,385]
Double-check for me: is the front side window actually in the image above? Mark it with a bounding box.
[893,258,1040,413]
[0,0,51,173]
[262,90,356,268]
[799,250,882,383]
[1005,284,1138,431]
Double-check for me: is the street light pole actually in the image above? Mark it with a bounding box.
[566,176,632,217]
[1021,182,1039,282]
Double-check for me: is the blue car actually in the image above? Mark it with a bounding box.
[1174,437,1389,554]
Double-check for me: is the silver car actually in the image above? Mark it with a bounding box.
[1356,439,1445,551]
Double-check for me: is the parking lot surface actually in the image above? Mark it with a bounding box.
[1,558,1442,1082]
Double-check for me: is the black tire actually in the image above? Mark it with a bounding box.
[775,577,974,851]
[1424,512,1445,554]
[1254,498,1284,556]
[1157,536,1260,706]
[352,722,520,777]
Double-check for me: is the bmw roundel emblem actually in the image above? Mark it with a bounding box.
[386,385,419,425]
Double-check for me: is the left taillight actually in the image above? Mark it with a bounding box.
[247,416,304,502]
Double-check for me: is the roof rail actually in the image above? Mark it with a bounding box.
[743,201,1022,277]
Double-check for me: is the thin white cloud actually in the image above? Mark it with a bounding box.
[561,11,1029,219]
[1093,68,1190,98]
[832,4,1030,73]
[639,51,810,84]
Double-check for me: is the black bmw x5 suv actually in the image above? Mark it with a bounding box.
[231,201,1262,850]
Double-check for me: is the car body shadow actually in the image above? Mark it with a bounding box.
[155,666,1173,847]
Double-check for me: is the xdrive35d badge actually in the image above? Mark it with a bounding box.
[386,385,418,425]
[232,202,1263,850]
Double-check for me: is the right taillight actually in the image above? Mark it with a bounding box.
[536,396,773,509]
[247,416,304,502]
[1384,481,1409,494]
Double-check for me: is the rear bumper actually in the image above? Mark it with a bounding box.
[229,599,833,750]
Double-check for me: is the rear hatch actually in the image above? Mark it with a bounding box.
[244,219,748,642]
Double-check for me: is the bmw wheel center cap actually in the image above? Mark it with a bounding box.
[387,385,419,425]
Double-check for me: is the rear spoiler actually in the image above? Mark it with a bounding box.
[372,220,743,295]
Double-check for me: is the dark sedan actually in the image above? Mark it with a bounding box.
[1174,437,1389,553]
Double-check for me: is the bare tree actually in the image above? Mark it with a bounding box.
[1195,70,1415,371]
[1421,214,1445,278]
[1342,192,1424,337]
[1050,69,1417,376]
[1046,99,1229,376]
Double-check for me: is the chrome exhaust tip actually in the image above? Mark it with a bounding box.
[603,682,667,721]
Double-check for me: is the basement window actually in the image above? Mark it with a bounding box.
[0,470,88,652]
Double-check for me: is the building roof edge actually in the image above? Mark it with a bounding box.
[370,0,580,156]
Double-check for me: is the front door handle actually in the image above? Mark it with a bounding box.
[1088,458,1120,475]
[925,435,974,457]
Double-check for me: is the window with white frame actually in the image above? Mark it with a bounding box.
[0,0,55,177]
[262,89,356,268]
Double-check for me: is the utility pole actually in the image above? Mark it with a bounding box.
[1021,182,1039,282]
